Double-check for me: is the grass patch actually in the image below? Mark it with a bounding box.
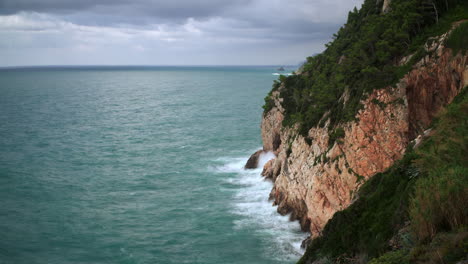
[368,250,410,264]
[445,21,468,55]
[410,231,468,263]
[409,87,468,243]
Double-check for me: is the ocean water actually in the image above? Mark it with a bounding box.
[0,66,307,264]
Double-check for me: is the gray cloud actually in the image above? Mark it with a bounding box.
[0,0,252,20]
[0,0,364,66]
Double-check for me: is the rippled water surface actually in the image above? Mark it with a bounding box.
[0,66,307,264]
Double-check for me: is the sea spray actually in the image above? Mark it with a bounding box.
[257,151,276,168]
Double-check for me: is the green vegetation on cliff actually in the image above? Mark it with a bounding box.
[298,88,468,263]
[445,20,468,54]
[264,0,468,137]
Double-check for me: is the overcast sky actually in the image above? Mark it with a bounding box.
[0,0,363,66]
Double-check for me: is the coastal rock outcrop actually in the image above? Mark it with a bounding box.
[245,150,263,169]
[254,27,468,237]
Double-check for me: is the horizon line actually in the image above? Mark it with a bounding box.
[0,64,300,70]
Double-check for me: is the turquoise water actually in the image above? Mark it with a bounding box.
[0,66,307,264]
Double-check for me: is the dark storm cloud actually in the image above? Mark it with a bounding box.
[0,0,362,36]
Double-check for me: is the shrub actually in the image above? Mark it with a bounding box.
[262,94,275,112]
[409,166,468,242]
[445,21,468,55]
[368,250,410,264]
[328,127,345,146]
[410,87,468,242]
[409,231,468,263]
[262,80,282,113]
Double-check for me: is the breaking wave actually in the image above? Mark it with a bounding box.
[213,150,308,262]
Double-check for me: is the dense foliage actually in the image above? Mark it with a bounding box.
[445,21,468,54]
[264,0,468,137]
[409,87,468,244]
[298,87,468,263]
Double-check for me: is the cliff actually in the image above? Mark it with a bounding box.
[257,22,467,238]
[248,0,467,262]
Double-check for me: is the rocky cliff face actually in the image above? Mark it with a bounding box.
[255,26,467,237]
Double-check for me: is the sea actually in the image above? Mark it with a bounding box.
[0,66,308,264]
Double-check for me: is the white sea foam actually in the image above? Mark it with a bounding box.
[212,157,249,174]
[272,73,295,76]
[213,151,309,261]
